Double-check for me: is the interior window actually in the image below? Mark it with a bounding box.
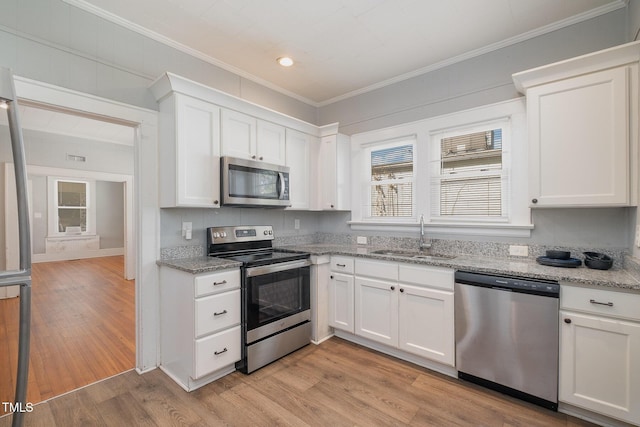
[369,141,414,218]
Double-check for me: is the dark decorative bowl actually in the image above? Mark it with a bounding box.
[583,252,613,270]
[545,250,571,260]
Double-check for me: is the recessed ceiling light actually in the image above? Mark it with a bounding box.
[277,57,294,67]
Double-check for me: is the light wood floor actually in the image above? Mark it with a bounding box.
[1,337,597,427]
[0,256,135,416]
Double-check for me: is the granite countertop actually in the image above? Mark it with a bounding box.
[277,244,640,292]
[157,256,242,274]
[157,244,640,292]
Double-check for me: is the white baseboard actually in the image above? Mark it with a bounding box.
[32,247,124,263]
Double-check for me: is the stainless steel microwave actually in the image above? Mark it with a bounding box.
[221,156,290,207]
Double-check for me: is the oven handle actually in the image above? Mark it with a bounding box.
[246,259,311,277]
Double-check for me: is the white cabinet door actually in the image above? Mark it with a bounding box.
[316,134,350,210]
[257,120,286,165]
[221,109,256,160]
[528,67,630,207]
[285,129,314,209]
[328,272,354,333]
[559,311,640,424]
[174,94,221,207]
[398,284,454,366]
[355,277,397,347]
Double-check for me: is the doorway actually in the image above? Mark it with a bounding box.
[0,77,159,414]
[0,104,136,414]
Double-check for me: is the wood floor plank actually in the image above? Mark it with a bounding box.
[0,256,135,416]
[1,338,601,427]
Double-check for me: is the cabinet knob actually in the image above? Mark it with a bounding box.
[259,156,263,160]
[564,318,572,324]
[251,155,256,159]
[330,275,334,279]
[400,288,404,293]
[532,198,538,204]
[330,204,335,209]
[390,286,395,291]
[214,200,219,205]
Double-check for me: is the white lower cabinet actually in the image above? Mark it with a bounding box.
[329,256,455,367]
[559,285,640,425]
[160,267,241,391]
[355,276,397,346]
[398,284,454,365]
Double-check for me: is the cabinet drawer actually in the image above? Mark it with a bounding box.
[194,325,241,379]
[561,285,640,321]
[331,256,354,274]
[355,259,398,281]
[195,269,240,297]
[398,264,454,291]
[195,289,241,337]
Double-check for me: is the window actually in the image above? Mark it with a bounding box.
[350,99,531,237]
[57,181,88,233]
[368,140,415,219]
[47,177,96,236]
[431,121,509,221]
[438,128,503,217]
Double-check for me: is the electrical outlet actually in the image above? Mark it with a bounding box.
[294,219,300,230]
[357,236,367,245]
[509,245,529,257]
[182,222,192,240]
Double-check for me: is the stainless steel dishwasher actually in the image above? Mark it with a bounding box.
[455,271,560,411]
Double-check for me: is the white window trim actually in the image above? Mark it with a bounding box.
[47,176,97,238]
[349,98,533,238]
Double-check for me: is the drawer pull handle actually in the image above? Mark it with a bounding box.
[213,310,228,316]
[590,299,613,307]
[336,263,346,267]
[213,280,227,286]
[214,348,228,356]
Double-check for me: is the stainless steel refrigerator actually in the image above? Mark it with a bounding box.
[0,67,32,427]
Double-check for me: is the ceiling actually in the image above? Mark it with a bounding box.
[66,0,626,106]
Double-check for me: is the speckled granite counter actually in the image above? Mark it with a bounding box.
[157,256,242,274]
[276,244,640,292]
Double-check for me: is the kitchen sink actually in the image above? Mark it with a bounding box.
[370,249,456,260]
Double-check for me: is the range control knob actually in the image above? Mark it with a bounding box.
[264,230,269,235]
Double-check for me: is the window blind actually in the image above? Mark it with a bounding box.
[370,143,413,217]
[436,129,504,217]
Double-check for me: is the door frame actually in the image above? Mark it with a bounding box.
[14,76,160,373]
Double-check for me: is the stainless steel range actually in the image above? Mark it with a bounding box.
[207,225,311,373]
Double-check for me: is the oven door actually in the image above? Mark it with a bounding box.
[244,259,311,343]
[221,156,290,207]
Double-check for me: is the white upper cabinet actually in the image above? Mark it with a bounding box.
[150,73,345,211]
[286,128,316,210]
[220,109,255,160]
[315,133,351,210]
[157,93,221,208]
[221,109,286,165]
[513,42,640,207]
[257,120,286,165]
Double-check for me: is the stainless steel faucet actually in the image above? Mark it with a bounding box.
[419,214,431,251]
